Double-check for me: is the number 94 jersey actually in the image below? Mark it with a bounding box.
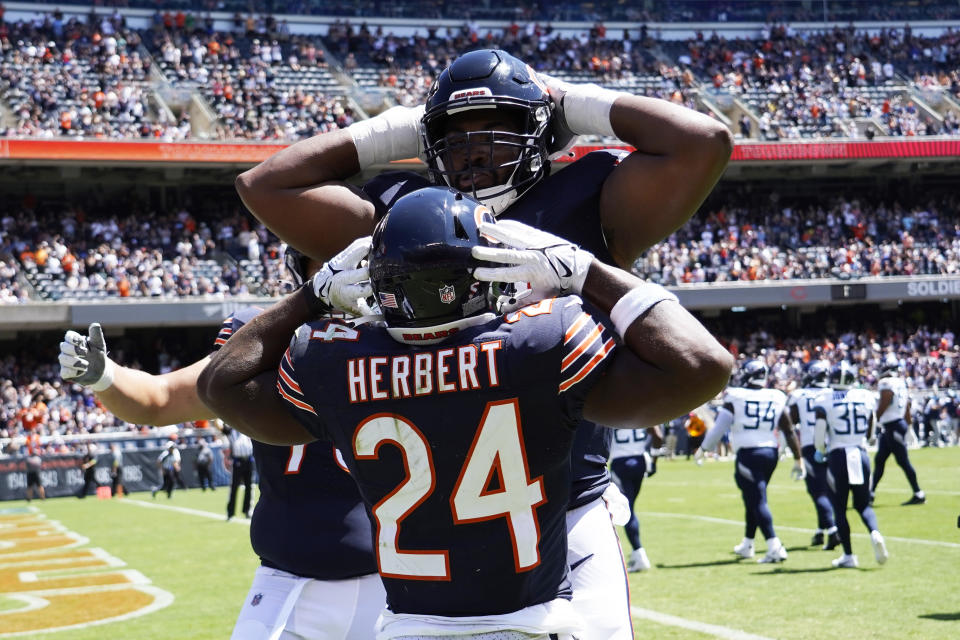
[816,388,877,451]
[724,387,787,450]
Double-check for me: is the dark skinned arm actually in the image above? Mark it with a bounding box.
[778,411,802,461]
[876,388,893,422]
[235,135,378,263]
[197,289,318,445]
[579,260,734,428]
[598,96,734,267]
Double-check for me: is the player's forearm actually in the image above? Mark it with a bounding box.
[236,129,359,206]
[95,359,213,425]
[198,290,315,443]
[611,96,733,165]
[582,259,733,393]
[580,261,733,426]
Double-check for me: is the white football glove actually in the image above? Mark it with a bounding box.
[306,237,373,317]
[471,220,594,300]
[59,323,116,391]
[538,73,579,160]
[790,460,807,482]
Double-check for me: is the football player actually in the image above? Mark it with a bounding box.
[786,360,839,549]
[235,48,733,639]
[57,247,385,640]
[697,359,805,564]
[198,187,734,637]
[870,354,925,506]
[609,425,663,572]
[814,362,888,569]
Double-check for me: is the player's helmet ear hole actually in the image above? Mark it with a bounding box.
[453,214,469,240]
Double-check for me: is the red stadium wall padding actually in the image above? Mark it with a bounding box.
[0,138,958,166]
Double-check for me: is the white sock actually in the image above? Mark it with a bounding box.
[825,526,838,534]
[767,537,782,551]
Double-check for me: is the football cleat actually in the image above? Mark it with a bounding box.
[811,532,824,546]
[733,539,755,559]
[758,543,788,564]
[823,532,842,551]
[870,531,889,565]
[627,548,651,572]
[902,493,926,506]
[832,553,859,569]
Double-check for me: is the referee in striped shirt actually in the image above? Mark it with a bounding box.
[221,420,254,521]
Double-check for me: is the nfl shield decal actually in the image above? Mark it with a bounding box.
[251,592,263,606]
[439,285,456,303]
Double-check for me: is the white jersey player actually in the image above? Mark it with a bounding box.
[871,354,925,505]
[813,361,887,569]
[699,359,803,564]
[609,426,662,572]
[786,360,837,548]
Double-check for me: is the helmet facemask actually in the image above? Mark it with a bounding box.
[422,99,551,216]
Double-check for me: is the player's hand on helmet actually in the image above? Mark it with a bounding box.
[59,323,116,391]
[305,237,373,317]
[791,460,806,481]
[471,220,594,299]
[538,73,579,161]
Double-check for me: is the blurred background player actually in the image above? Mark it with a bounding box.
[870,354,925,506]
[57,249,384,639]
[198,188,734,638]
[814,361,888,569]
[787,360,838,549]
[196,437,214,491]
[25,433,45,502]
[153,441,181,499]
[220,421,254,521]
[109,442,124,498]
[609,425,663,572]
[235,48,732,639]
[698,359,805,563]
[76,442,99,499]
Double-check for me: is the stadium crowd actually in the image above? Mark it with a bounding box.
[24,1,960,23]
[0,10,192,140]
[636,193,960,284]
[0,192,291,300]
[3,8,960,141]
[0,187,957,302]
[678,25,960,139]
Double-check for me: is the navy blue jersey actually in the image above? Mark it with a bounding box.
[363,150,625,509]
[277,297,616,617]
[214,308,377,580]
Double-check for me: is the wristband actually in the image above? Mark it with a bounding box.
[347,104,424,169]
[609,283,679,337]
[91,358,116,392]
[562,84,622,138]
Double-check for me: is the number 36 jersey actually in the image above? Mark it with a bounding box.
[816,388,877,451]
[278,297,616,617]
[724,387,788,450]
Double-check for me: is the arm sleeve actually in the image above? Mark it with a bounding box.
[701,407,733,452]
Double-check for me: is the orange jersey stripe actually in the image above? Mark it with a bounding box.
[278,365,303,394]
[277,382,317,415]
[561,325,604,372]
[563,312,591,344]
[559,337,616,393]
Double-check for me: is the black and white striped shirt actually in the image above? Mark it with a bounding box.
[227,429,253,459]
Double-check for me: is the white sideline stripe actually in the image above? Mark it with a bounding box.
[121,498,250,525]
[631,606,775,640]
[644,512,960,549]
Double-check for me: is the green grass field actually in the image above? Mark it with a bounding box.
[2,447,957,639]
